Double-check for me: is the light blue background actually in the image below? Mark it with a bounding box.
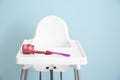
[0,0,120,80]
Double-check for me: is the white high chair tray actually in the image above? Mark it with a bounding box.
[16,40,87,65]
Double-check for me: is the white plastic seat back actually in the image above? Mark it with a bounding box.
[32,16,71,49]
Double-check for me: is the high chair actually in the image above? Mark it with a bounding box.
[16,16,87,80]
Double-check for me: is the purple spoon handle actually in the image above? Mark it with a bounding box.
[52,51,70,57]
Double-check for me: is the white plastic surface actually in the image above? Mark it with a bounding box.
[17,40,87,65]
[32,16,70,49]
